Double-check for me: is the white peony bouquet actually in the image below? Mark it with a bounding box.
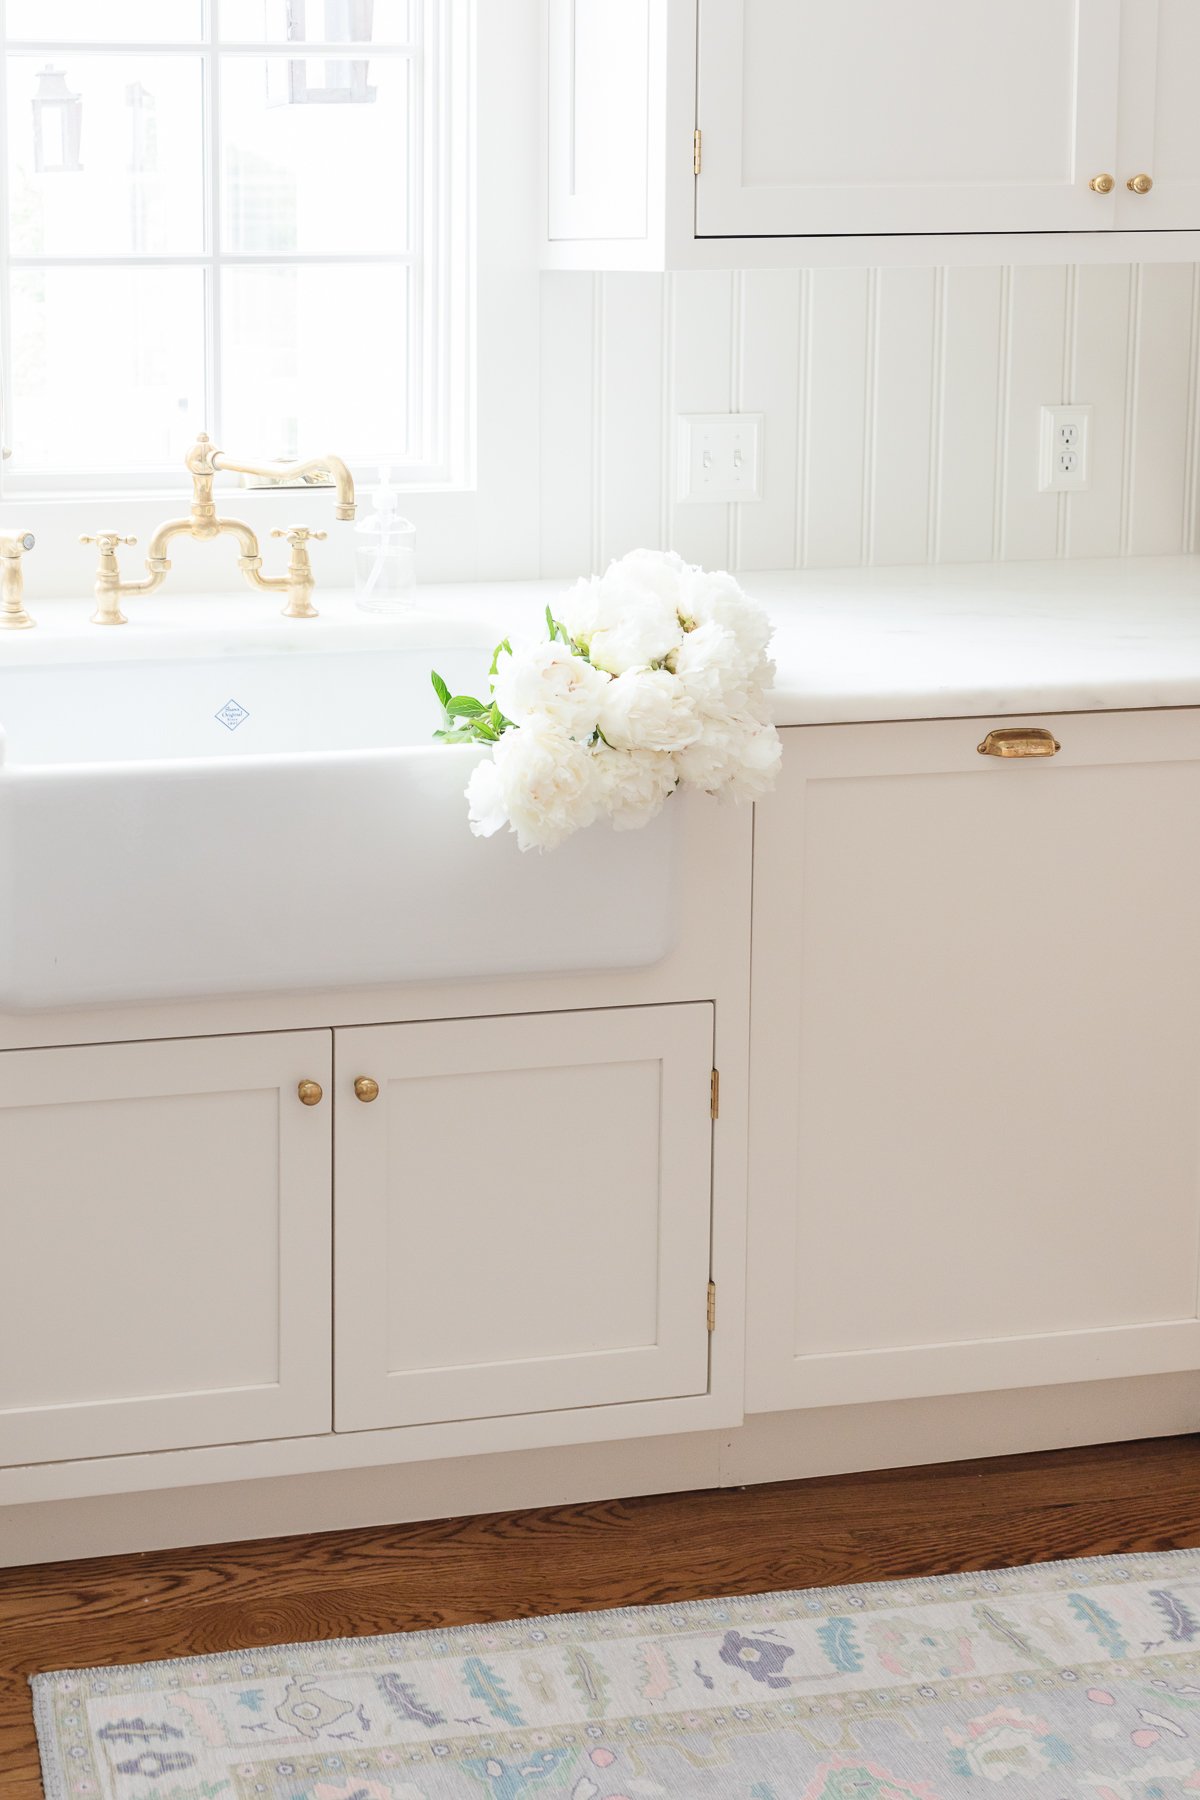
[430,549,782,852]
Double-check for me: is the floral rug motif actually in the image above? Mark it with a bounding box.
[31,1549,1200,1798]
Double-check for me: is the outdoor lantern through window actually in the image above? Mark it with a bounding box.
[31,65,83,173]
[271,0,377,105]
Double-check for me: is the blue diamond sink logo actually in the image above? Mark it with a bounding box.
[215,699,250,731]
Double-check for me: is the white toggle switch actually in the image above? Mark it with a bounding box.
[1039,404,1092,492]
[678,413,764,503]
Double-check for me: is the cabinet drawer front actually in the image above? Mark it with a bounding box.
[334,1004,715,1431]
[696,0,1121,239]
[748,711,1200,1411]
[0,1030,332,1465]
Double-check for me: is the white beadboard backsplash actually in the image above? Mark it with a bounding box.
[538,265,1200,576]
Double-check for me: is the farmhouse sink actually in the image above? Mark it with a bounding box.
[0,595,680,1010]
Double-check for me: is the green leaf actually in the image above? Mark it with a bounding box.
[488,636,512,678]
[432,725,476,744]
[545,604,558,641]
[472,718,500,742]
[430,669,452,711]
[445,694,486,718]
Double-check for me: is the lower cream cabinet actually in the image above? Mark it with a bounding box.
[0,1030,333,1464]
[747,710,1200,1412]
[332,1004,716,1431]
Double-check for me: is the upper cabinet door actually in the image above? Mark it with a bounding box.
[333,1005,715,1432]
[547,0,655,243]
[695,0,1123,239]
[0,1030,332,1465]
[1114,0,1200,227]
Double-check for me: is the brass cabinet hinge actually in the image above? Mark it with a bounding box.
[710,1068,719,1120]
[707,1280,717,1332]
[693,129,702,176]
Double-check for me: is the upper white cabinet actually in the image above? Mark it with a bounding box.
[746,712,1200,1413]
[542,0,1200,268]
[333,1005,716,1433]
[0,1031,333,1465]
[696,0,1121,239]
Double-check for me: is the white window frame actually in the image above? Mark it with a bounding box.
[0,0,471,499]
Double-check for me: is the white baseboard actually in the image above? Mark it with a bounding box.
[4,1372,1197,1567]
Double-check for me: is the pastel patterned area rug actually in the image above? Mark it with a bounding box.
[32,1549,1200,1800]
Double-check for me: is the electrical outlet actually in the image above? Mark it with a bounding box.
[1039,405,1092,492]
[678,413,763,503]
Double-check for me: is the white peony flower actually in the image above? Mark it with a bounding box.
[593,742,678,831]
[673,715,782,800]
[678,566,772,670]
[463,752,509,839]
[465,720,600,851]
[725,720,783,798]
[670,619,750,718]
[491,639,610,738]
[560,561,684,676]
[607,546,690,604]
[598,666,702,753]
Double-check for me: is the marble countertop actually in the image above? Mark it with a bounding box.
[4,554,1200,728]
[748,557,1200,725]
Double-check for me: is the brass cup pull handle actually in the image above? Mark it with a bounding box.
[297,1079,324,1106]
[1127,172,1153,194]
[977,727,1061,759]
[354,1076,380,1103]
[1089,172,1115,193]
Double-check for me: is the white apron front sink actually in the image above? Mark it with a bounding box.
[0,608,680,1010]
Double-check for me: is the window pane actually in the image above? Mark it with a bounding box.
[10,267,205,471]
[4,2,203,40]
[220,1,411,44]
[221,264,408,461]
[7,55,204,256]
[221,55,409,253]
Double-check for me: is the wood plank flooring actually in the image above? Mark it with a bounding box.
[5,1435,1200,1798]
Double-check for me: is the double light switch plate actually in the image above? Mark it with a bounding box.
[678,414,764,503]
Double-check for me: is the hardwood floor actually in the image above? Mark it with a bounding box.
[5,1436,1200,1797]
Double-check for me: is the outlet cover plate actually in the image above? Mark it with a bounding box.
[678,413,764,503]
[1039,404,1092,492]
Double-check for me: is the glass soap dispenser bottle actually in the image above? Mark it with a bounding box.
[354,466,417,612]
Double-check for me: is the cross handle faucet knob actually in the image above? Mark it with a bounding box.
[80,533,137,552]
[271,526,328,544]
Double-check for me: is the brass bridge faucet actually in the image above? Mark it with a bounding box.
[82,433,356,625]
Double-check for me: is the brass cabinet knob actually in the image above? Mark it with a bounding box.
[977,727,1061,758]
[1089,173,1115,193]
[297,1079,324,1106]
[353,1076,380,1103]
[1127,173,1153,194]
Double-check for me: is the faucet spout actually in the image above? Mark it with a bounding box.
[210,448,357,522]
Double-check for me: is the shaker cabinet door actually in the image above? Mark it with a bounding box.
[333,1005,715,1431]
[0,1030,333,1465]
[747,711,1200,1413]
[696,0,1122,239]
[1114,0,1200,228]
